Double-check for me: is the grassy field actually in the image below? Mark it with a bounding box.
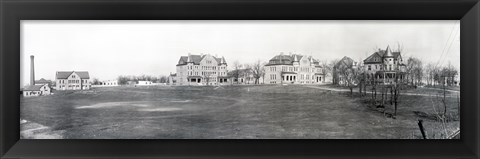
[20,85,460,139]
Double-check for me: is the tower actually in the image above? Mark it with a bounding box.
[30,55,35,86]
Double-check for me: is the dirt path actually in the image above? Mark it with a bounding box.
[421,87,459,93]
[302,85,458,97]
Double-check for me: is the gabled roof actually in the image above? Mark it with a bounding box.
[364,46,402,64]
[336,56,356,68]
[56,71,90,79]
[24,84,45,91]
[177,54,226,66]
[265,53,320,66]
[35,78,52,84]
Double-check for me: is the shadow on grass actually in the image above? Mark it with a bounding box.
[412,111,460,122]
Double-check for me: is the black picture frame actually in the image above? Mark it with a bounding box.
[1,0,479,158]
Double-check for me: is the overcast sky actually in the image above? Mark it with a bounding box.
[21,20,460,87]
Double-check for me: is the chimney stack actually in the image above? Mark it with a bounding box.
[30,55,35,86]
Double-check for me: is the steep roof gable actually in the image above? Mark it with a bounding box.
[336,56,356,68]
[265,53,322,66]
[364,52,383,63]
[24,84,46,91]
[177,54,226,66]
[364,46,402,63]
[56,71,90,79]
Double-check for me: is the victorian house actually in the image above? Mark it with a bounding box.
[363,46,406,84]
[176,54,228,86]
[264,53,325,84]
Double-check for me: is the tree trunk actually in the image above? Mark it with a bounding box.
[443,80,447,116]
[390,86,393,105]
[394,87,398,117]
[381,86,385,107]
[349,84,353,97]
[359,82,362,96]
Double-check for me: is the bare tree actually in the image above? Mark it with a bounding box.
[337,62,359,97]
[117,75,129,85]
[159,75,168,83]
[442,62,458,86]
[424,63,435,86]
[406,57,423,87]
[261,62,267,84]
[231,61,242,84]
[251,60,265,84]
[202,72,213,86]
[92,78,101,85]
[320,60,333,82]
[329,59,340,85]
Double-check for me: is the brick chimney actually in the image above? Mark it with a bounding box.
[30,55,35,85]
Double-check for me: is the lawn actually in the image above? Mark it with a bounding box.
[20,85,460,139]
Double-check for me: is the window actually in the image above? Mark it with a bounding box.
[368,65,371,70]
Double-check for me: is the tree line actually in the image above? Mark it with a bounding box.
[92,75,169,85]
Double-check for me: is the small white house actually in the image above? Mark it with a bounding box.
[23,84,51,97]
[101,80,118,86]
[137,81,153,85]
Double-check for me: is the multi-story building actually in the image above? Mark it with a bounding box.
[176,54,228,86]
[264,53,325,84]
[55,71,91,90]
[363,46,406,84]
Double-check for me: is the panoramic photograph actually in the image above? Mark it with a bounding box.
[20,20,460,139]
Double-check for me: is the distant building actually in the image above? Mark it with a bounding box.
[23,55,51,97]
[363,46,406,84]
[168,73,177,85]
[35,78,53,87]
[333,56,358,86]
[264,53,325,84]
[176,54,228,86]
[23,84,51,97]
[100,80,118,86]
[137,81,153,85]
[227,68,263,85]
[55,71,91,90]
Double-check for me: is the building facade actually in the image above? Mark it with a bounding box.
[264,53,325,84]
[363,46,406,84]
[168,73,177,85]
[55,71,91,90]
[176,54,228,86]
[23,84,51,97]
[137,81,153,85]
[100,80,119,86]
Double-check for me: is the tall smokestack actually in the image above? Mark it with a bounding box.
[30,55,35,85]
